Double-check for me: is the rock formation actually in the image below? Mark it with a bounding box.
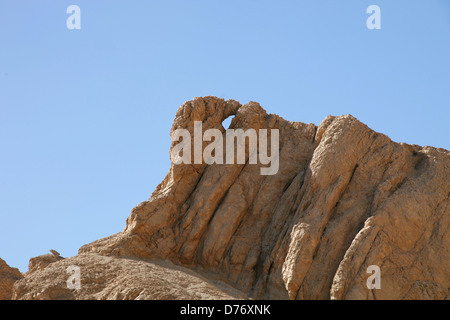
[0,258,23,300]
[4,96,449,300]
[12,253,245,300]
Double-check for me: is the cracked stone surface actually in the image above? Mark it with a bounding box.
[5,96,449,300]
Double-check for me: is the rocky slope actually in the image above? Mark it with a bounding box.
[5,96,450,299]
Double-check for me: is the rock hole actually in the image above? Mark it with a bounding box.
[222,115,235,129]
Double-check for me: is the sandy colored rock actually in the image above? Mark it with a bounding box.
[12,253,246,300]
[26,251,65,276]
[7,96,450,300]
[0,258,23,300]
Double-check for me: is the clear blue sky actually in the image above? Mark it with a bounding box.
[1,1,449,272]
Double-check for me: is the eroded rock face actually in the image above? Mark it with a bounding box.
[12,253,244,300]
[8,96,450,300]
[27,252,65,275]
[0,258,23,300]
[75,96,449,300]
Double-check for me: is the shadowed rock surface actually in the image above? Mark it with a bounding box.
[0,258,23,300]
[5,96,450,300]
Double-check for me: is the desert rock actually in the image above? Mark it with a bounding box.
[6,96,450,299]
[26,252,65,275]
[0,258,23,300]
[12,253,246,300]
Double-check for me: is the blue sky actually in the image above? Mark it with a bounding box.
[0,0,449,272]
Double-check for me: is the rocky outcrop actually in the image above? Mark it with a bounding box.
[26,250,65,275]
[12,253,245,300]
[7,96,450,299]
[0,258,23,300]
